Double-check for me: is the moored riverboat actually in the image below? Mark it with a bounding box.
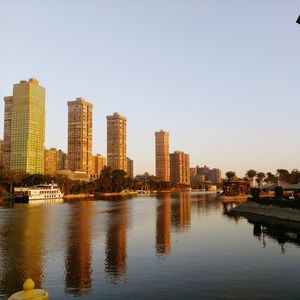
[13,183,64,203]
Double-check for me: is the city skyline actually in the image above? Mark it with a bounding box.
[1,1,300,177]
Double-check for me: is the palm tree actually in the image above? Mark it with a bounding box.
[256,172,265,188]
[290,169,300,184]
[225,171,236,181]
[264,172,276,184]
[246,169,257,187]
[276,169,290,183]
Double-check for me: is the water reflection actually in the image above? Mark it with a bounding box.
[64,201,93,296]
[156,193,171,255]
[190,192,221,214]
[171,193,191,231]
[225,206,300,253]
[247,217,300,254]
[105,200,128,282]
[0,206,46,296]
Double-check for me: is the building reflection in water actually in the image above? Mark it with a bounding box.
[248,218,300,254]
[156,193,171,255]
[171,193,191,231]
[0,205,46,297]
[65,201,93,296]
[105,200,128,282]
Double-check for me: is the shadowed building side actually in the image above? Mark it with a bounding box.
[3,96,13,170]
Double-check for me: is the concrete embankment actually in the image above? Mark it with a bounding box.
[232,201,300,223]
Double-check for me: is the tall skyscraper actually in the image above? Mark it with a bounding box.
[67,98,93,174]
[107,112,127,171]
[3,96,13,170]
[155,130,170,181]
[8,78,45,174]
[170,151,190,185]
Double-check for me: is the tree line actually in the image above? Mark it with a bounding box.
[224,169,300,186]
[0,166,175,195]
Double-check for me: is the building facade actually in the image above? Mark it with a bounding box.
[208,168,222,184]
[9,78,45,174]
[155,130,170,181]
[57,149,68,170]
[170,151,190,186]
[3,96,13,170]
[127,157,133,178]
[107,112,127,171]
[67,98,93,174]
[44,148,58,176]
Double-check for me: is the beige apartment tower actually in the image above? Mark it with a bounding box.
[170,151,190,186]
[107,112,127,172]
[155,130,170,181]
[67,98,93,174]
[5,79,45,174]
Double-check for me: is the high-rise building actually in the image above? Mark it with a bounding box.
[93,154,106,174]
[44,148,58,176]
[208,168,222,184]
[57,149,68,170]
[170,151,190,186]
[3,96,13,170]
[155,130,170,181]
[89,154,106,181]
[107,112,127,171]
[9,78,45,174]
[67,98,93,174]
[127,157,133,178]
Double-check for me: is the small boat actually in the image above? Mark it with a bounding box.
[13,183,64,203]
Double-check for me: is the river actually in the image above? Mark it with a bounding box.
[0,192,300,299]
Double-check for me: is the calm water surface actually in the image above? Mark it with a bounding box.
[1,192,300,299]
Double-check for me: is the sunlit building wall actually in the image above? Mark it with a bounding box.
[67,98,93,174]
[44,148,58,175]
[107,112,127,171]
[10,78,45,174]
[155,130,169,181]
[170,151,190,185]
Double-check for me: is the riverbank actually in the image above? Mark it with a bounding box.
[63,193,94,199]
[94,191,138,197]
[232,201,300,223]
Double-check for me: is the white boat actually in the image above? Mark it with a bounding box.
[14,183,64,202]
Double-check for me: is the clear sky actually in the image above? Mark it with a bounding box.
[0,0,300,177]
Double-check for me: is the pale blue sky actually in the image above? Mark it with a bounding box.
[1,1,300,177]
